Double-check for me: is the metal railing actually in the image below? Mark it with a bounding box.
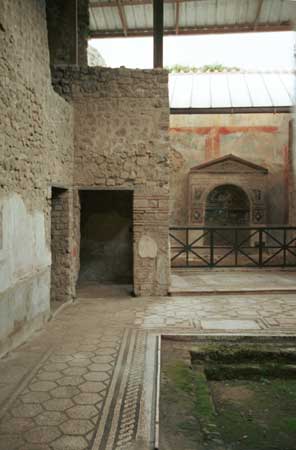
[169,226,296,268]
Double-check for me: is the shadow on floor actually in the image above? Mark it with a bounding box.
[76,282,133,298]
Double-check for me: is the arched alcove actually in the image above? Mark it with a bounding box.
[205,184,250,245]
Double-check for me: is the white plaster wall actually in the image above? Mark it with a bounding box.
[0,194,51,350]
[0,194,51,293]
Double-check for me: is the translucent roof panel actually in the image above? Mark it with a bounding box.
[169,72,295,110]
[89,0,294,37]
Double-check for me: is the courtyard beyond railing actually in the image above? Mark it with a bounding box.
[169,226,296,268]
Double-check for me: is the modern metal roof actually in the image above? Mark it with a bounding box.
[89,0,295,38]
[169,71,295,112]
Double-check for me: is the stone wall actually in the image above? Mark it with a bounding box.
[0,0,75,354]
[52,66,170,296]
[170,113,291,226]
[46,0,89,66]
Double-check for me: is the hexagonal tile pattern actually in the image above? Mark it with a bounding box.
[83,372,109,382]
[51,387,80,398]
[73,393,102,405]
[35,412,67,426]
[79,382,105,393]
[43,363,68,372]
[57,376,84,386]
[60,419,94,435]
[62,367,87,376]
[88,363,112,372]
[68,359,91,368]
[30,381,57,392]
[24,426,61,444]
[37,371,62,381]
[11,404,43,418]
[21,392,50,404]
[67,405,98,419]
[44,399,74,412]
[0,418,34,433]
[50,435,88,450]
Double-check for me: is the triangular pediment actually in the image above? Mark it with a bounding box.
[190,154,268,174]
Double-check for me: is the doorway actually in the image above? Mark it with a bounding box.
[78,190,133,289]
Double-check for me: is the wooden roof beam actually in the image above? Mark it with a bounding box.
[153,0,163,68]
[176,0,180,34]
[254,0,264,30]
[90,0,206,7]
[90,22,292,38]
[116,0,128,36]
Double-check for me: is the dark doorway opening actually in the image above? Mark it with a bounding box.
[50,187,70,308]
[205,184,250,245]
[78,190,133,288]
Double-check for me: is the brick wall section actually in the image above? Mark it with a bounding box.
[51,189,76,303]
[52,66,170,296]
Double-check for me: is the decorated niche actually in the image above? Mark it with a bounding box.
[188,154,268,228]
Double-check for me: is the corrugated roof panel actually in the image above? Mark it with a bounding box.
[281,1,296,23]
[227,73,252,107]
[191,74,211,108]
[262,73,293,106]
[169,72,294,110]
[205,0,217,26]
[164,3,176,29]
[279,73,296,104]
[244,73,272,107]
[89,0,293,35]
[216,0,228,26]
[102,7,121,30]
[169,75,193,108]
[210,74,232,108]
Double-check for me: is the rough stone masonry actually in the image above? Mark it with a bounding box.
[0,0,170,355]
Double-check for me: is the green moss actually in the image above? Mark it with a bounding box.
[166,360,194,394]
[284,418,296,432]
[193,369,216,421]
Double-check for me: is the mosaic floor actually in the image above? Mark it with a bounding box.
[1,289,296,449]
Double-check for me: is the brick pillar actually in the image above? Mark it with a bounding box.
[133,192,170,296]
[50,188,77,303]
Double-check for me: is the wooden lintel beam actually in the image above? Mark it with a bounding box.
[89,22,292,39]
[176,0,180,34]
[254,0,264,30]
[153,0,163,68]
[90,0,206,7]
[116,0,128,36]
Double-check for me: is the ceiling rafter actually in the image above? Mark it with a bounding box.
[116,0,128,36]
[175,0,180,34]
[254,0,264,30]
[89,22,292,39]
[90,0,205,7]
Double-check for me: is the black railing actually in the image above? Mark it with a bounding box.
[169,226,296,268]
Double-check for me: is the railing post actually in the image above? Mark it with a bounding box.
[259,228,263,266]
[210,229,214,266]
[186,228,189,267]
[283,228,287,266]
[235,228,238,266]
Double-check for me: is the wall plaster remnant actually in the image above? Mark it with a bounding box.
[138,236,158,259]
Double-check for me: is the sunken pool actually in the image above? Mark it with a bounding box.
[159,336,296,450]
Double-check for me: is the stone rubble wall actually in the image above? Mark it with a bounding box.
[0,0,75,354]
[52,66,170,296]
